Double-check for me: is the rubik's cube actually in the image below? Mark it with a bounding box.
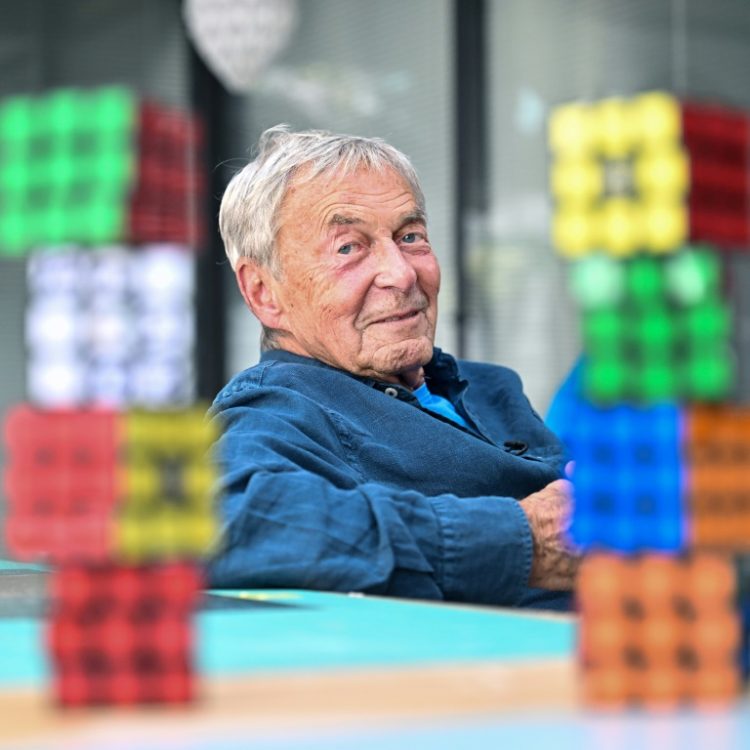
[549,92,750,259]
[48,563,201,706]
[566,402,684,553]
[2,405,218,706]
[569,248,733,402]
[579,554,740,708]
[0,87,205,255]
[25,244,197,409]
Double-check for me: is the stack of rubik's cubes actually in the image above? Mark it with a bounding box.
[1,86,216,706]
[549,91,750,707]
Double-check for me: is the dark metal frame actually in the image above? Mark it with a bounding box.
[190,47,229,402]
[454,0,488,357]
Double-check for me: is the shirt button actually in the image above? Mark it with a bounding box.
[384,387,399,398]
[503,440,528,455]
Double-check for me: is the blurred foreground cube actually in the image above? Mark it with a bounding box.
[569,249,733,402]
[48,563,201,706]
[550,92,750,258]
[566,402,684,553]
[579,553,741,708]
[0,87,205,255]
[24,244,197,410]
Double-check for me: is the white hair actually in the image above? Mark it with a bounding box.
[218,124,426,273]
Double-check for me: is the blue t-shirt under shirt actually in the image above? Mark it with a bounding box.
[413,382,469,429]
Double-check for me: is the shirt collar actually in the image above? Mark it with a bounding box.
[259,347,464,397]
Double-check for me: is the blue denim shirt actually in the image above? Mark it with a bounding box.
[206,348,571,609]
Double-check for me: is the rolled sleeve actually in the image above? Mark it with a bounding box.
[430,495,533,606]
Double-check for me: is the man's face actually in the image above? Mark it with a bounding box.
[269,165,441,383]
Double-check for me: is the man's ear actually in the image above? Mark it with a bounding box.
[235,259,285,330]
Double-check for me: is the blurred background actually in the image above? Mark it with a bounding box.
[1,0,750,558]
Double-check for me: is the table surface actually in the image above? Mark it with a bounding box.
[1,562,749,749]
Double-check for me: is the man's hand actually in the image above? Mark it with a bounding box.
[518,478,580,591]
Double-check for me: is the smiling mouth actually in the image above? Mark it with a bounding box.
[375,309,423,324]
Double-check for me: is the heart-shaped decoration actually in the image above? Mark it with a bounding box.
[183,0,298,94]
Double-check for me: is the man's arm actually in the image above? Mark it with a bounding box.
[209,466,536,606]
[206,394,543,606]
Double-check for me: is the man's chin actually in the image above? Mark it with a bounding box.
[370,337,434,377]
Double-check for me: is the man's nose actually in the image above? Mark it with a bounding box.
[372,239,418,291]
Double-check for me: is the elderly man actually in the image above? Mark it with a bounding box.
[207,125,577,609]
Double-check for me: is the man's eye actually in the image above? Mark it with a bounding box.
[400,232,422,244]
[337,243,355,255]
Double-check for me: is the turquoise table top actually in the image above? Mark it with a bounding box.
[0,577,575,689]
[201,588,575,674]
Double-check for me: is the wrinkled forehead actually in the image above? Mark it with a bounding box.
[278,162,417,221]
[286,159,407,195]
